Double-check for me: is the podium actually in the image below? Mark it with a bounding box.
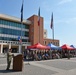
[13,54,23,71]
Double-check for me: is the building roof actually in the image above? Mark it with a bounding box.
[0,14,31,24]
[44,38,59,41]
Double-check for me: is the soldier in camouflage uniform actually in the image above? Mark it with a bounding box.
[6,48,14,70]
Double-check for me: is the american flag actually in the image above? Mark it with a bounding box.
[51,12,53,29]
[38,7,40,26]
[18,36,22,43]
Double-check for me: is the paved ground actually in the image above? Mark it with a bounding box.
[0,54,76,75]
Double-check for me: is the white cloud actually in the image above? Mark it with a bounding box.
[58,0,73,5]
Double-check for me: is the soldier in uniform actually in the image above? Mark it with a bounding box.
[6,48,14,70]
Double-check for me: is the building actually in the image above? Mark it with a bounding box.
[44,29,47,38]
[44,39,59,46]
[27,15,44,45]
[0,14,59,53]
[0,14,31,53]
[43,29,60,46]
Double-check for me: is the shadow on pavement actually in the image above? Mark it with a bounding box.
[0,69,21,73]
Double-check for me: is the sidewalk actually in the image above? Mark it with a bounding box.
[0,53,6,58]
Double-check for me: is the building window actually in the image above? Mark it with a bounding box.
[44,32,46,34]
[0,19,29,29]
[56,42,57,45]
[49,42,50,44]
[54,42,55,45]
[31,36,33,40]
[57,42,59,46]
[31,28,34,32]
[44,41,46,45]
[53,42,55,45]
[31,21,34,25]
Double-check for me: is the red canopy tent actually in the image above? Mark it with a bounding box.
[27,43,50,50]
[61,44,75,50]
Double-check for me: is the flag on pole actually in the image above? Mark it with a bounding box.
[38,7,40,26]
[18,36,22,43]
[51,12,53,29]
[21,0,23,22]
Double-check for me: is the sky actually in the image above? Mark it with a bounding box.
[0,0,76,46]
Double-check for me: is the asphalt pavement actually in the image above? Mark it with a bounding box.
[0,54,76,75]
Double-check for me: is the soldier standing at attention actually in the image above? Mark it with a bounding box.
[6,48,14,70]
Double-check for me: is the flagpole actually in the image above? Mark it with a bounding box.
[39,22,40,43]
[39,26,40,43]
[52,22,54,45]
[38,7,40,43]
[20,22,23,53]
[20,0,24,53]
[51,12,54,44]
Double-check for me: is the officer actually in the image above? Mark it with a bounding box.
[6,48,14,70]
